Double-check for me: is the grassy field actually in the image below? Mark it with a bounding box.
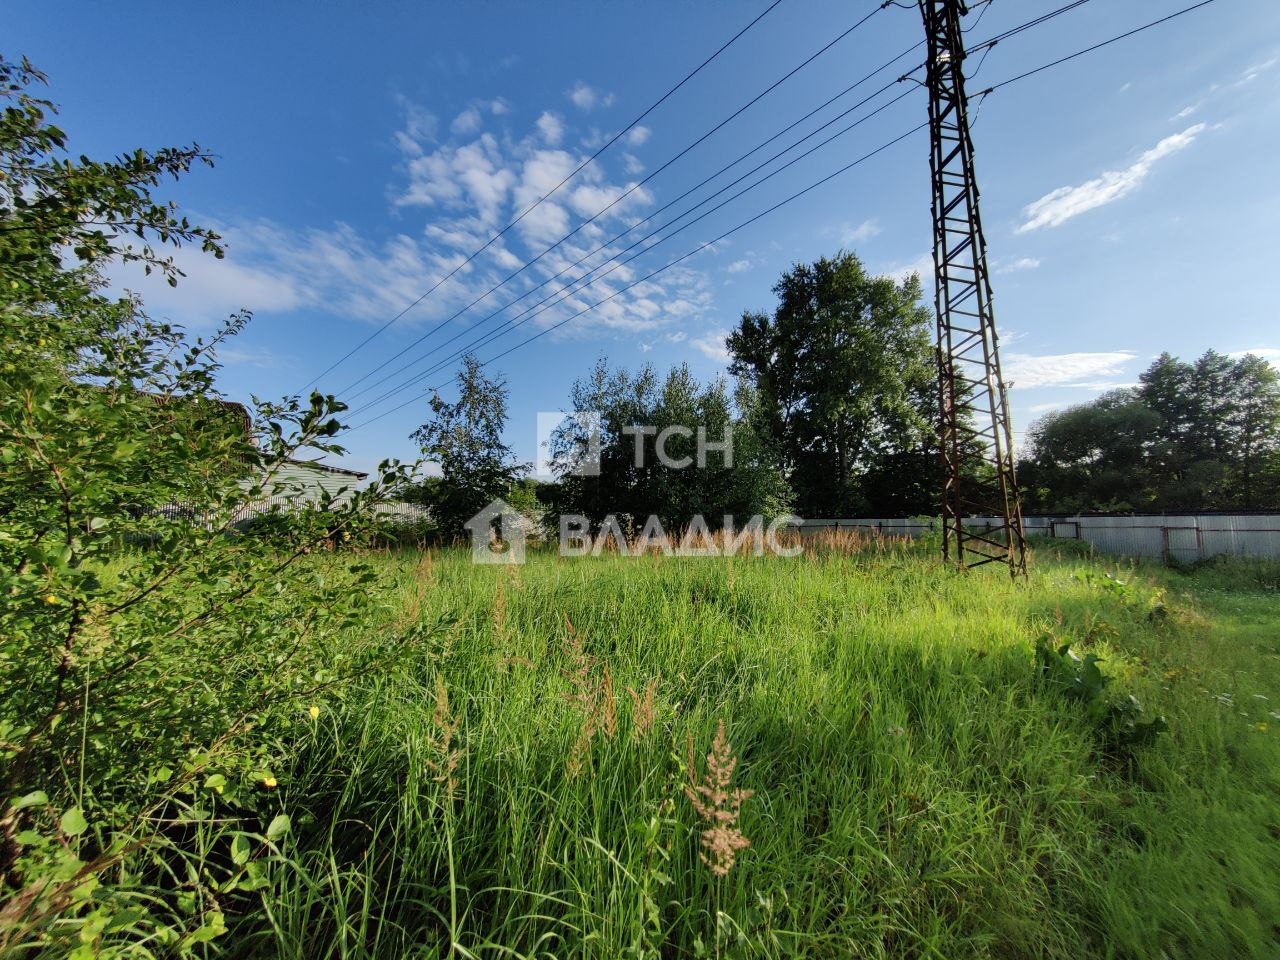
[221,536,1279,959]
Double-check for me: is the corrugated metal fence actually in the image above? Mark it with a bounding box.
[150,498,431,528]
[796,515,1280,563]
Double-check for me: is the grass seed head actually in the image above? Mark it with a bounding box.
[685,719,753,877]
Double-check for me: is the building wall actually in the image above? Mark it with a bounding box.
[257,461,364,504]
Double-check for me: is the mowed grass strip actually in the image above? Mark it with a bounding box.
[238,541,1280,959]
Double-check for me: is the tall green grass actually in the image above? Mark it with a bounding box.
[226,540,1280,958]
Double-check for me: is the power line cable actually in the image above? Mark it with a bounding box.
[296,0,787,391]
[346,85,921,416]
[345,123,927,434]
[978,0,1220,94]
[341,0,1213,438]
[334,1,896,397]
[344,72,922,407]
[342,0,1097,408]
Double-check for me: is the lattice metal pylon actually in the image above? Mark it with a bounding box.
[919,0,1026,576]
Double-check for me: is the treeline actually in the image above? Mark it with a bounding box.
[405,252,1280,533]
[1020,351,1280,513]
[406,252,945,535]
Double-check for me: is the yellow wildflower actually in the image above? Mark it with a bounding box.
[1258,723,1269,733]
[262,776,278,788]
[308,705,320,719]
[44,594,58,605]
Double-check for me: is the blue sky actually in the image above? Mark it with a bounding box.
[12,0,1280,476]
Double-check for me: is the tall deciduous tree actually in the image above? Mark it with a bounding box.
[550,358,789,529]
[1023,350,1280,513]
[411,354,529,537]
[727,251,936,517]
[1226,354,1280,509]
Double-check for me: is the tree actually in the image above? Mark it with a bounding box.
[1225,354,1280,509]
[1023,351,1280,513]
[550,357,789,530]
[411,354,529,537]
[1019,391,1161,513]
[0,56,411,953]
[727,251,936,517]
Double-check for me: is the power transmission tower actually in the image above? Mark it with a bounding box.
[919,0,1026,576]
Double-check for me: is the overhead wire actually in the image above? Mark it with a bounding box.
[345,83,922,416]
[343,65,925,407]
[341,0,1222,437]
[345,123,928,433]
[342,0,1101,411]
[296,0,787,391]
[332,0,897,397]
[977,0,1220,95]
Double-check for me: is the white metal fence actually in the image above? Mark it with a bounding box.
[796,515,1280,563]
[149,498,431,528]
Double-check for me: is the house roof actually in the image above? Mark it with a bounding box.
[285,458,369,479]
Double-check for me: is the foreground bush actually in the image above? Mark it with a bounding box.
[0,55,411,953]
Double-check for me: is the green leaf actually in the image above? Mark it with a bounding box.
[230,834,250,866]
[13,790,48,810]
[266,813,291,842]
[60,806,88,837]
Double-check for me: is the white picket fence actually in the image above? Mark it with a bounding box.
[796,515,1280,563]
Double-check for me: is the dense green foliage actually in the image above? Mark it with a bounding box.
[0,55,412,954]
[1022,350,1280,513]
[408,355,529,538]
[546,358,790,530]
[727,252,939,518]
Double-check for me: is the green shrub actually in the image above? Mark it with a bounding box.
[0,55,417,954]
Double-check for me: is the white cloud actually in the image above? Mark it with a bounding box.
[1003,351,1138,389]
[536,111,564,146]
[114,241,303,326]
[489,98,511,116]
[397,132,516,227]
[691,330,730,363]
[1229,347,1280,364]
[996,257,1041,274]
[622,153,645,175]
[450,107,483,136]
[884,253,934,285]
[568,81,599,111]
[666,331,687,343]
[213,345,288,370]
[1017,124,1206,233]
[397,97,438,143]
[129,86,713,363]
[839,219,880,245]
[1028,401,1068,415]
[726,259,752,274]
[626,126,651,147]
[1167,57,1277,123]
